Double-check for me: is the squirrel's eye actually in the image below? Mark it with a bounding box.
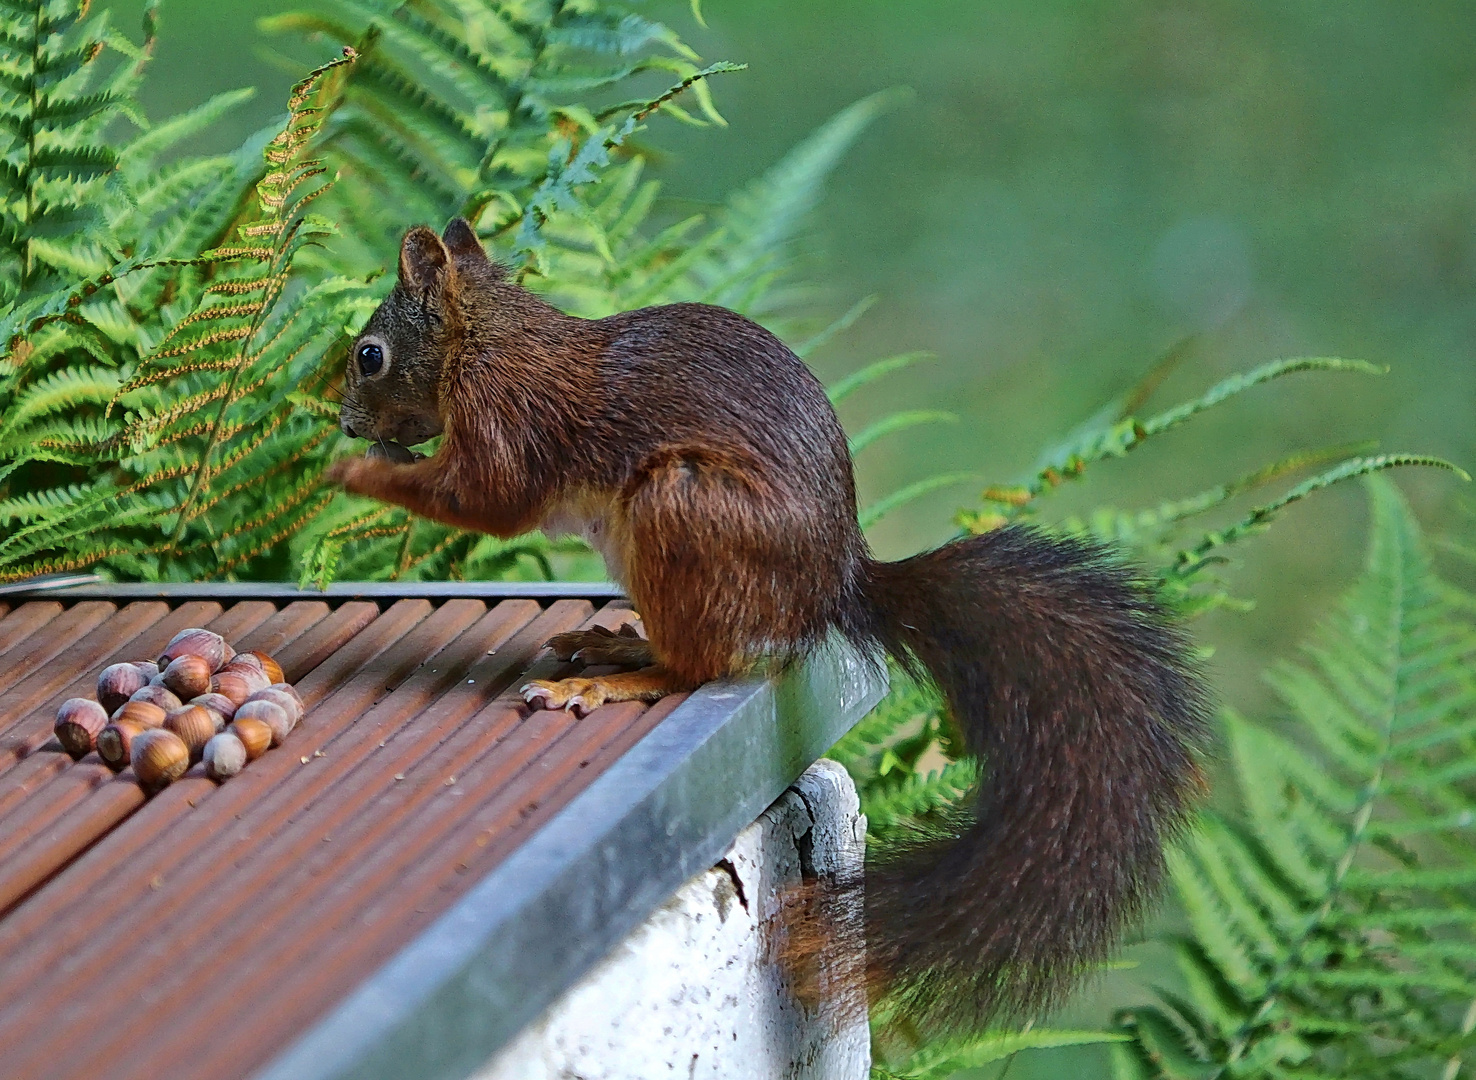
[357,343,384,377]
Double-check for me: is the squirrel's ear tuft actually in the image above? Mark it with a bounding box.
[442,218,490,266]
[399,226,454,296]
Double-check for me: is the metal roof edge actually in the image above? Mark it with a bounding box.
[253,636,885,1080]
[0,580,626,603]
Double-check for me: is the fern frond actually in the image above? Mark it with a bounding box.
[682,88,908,315]
[898,1030,1129,1079]
[1068,443,1377,549]
[859,472,980,530]
[1168,454,1469,583]
[864,760,979,832]
[984,357,1389,517]
[849,410,958,456]
[827,352,936,404]
[0,49,364,583]
[1119,477,1476,1078]
[513,61,744,273]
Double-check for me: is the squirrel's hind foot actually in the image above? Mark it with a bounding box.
[521,666,677,717]
[544,623,651,665]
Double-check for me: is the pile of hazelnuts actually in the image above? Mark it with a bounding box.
[52,628,305,794]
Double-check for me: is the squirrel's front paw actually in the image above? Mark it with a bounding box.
[324,454,388,492]
[323,457,361,486]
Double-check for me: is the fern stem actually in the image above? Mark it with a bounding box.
[393,519,415,579]
[22,1,39,288]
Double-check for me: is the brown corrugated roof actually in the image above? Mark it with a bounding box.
[0,594,683,1080]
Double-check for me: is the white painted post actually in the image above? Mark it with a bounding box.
[475,759,869,1080]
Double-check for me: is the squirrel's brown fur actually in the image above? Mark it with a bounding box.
[328,219,1212,1032]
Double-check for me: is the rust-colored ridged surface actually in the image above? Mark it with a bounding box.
[0,594,678,1080]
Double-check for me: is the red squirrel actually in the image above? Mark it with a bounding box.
[326,218,1212,1031]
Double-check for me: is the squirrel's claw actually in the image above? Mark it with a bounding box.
[545,626,613,661]
[521,678,601,718]
[544,625,650,666]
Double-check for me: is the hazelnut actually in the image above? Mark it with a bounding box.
[189,692,238,721]
[234,700,291,747]
[203,733,248,781]
[220,661,270,695]
[97,664,148,714]
[244,651,284,684]
[130,660,160,681]
[157,629,228,673]
[161,654,212,699]
[164,705,217,762]
[97,720,146,772]
[227,652,264,674]
[54,698,109,759]
[245,687,302,726]
[130,729,189,793]
[267,682,304,713]
[210,671,253,708]
[129,684,182,713]
[110,700,166,729]
[228,717,272,760]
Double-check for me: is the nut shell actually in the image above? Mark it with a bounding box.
[55,698,109,759]
[245,687,302,726]
[97,664,148,714]
[228,717,272,760]
[210,671,253,708]
[96,720,146,772]
[244,651,284,685]
[226,652,263,674]
[129,684,182,713]
[130,660,160,681]
[203,733,248,781]
[162,654,212,700]
[234,699,292,747]
[131,728,189,793]
[164,705,218,762]
[220,661,271,695]
[157,629,229,674]
[110,700,166,730]
[189,692,237,721]
[267,683,304,713]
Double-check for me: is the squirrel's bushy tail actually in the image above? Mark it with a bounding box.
[830,526,1212,1030]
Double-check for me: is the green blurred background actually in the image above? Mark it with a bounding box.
[101,1,1476,1072]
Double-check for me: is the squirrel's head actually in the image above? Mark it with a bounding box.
[338,218,502,448]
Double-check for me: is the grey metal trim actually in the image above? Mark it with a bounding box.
[0,580,626,604]
[253,637,885,1080]
[0,572,101,597]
